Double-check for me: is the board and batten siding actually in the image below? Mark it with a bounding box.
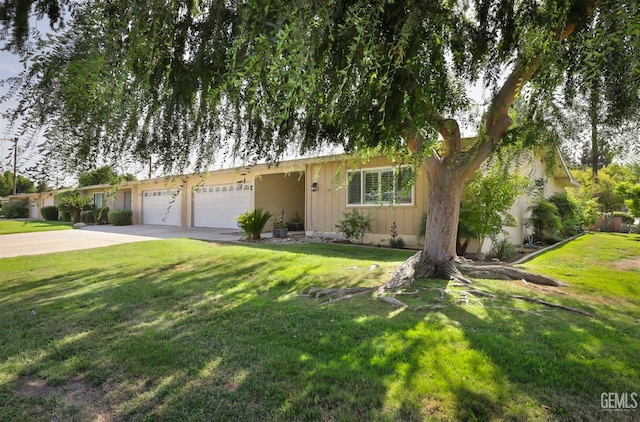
[305,157,427,247]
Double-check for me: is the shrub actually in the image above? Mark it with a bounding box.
[4,200,29,218]
[40,205,58,221]
[389,237,405,248]
[560,218,581,236]
[108,210,133,226]
[547,192,577,220]
[542,233,564,245]
[237,208,273,240]
[335,209,372,244]
[613,211,634,225]
[527,199,561,241]
[60,211,72,222]
[57,190,94,223]
[80,210,95,224]
[490,237,515,261]
[96,206,110,224]
[548,192,582,235]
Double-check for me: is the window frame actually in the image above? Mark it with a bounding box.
[93,192,105,208]
[346,166,414,207]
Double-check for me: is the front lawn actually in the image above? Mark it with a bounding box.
[0,234,638,421]
[0,219,73,235]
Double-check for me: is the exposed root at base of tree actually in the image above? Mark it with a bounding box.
[509,295,595,317]
[376,251,566,292]
[305,251,592,317]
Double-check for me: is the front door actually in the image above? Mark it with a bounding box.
[124,191,132,211]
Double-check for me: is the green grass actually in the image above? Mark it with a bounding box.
[0,219,73,235]
[0,234,639,421]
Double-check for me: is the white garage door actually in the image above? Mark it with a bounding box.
[142,189,182,226]
[193,183,252,228]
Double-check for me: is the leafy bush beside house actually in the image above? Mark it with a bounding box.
[457,166,528,255]
[547,192,581,235]
[527,199,562,242]
[96,206,110,224]
[489,237,516,261]
[335,209,372,244]
[58,190,94,223]
[3,200,29,219]
[108,210,132,226]
[80,210,96,224]
[40,205,58,221]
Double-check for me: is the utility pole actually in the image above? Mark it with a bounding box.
[13,137,18,196]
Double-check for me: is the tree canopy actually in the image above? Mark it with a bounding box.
[77,166,135,187]
[0,0,69,52]
[0,171,36,196]
[3,1,635,173]
[2,0,640,269]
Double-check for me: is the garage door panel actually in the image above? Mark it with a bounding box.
[142,190,181,226]
[193,184,252,228]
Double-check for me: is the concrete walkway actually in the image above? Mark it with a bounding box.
[0,225,243,258]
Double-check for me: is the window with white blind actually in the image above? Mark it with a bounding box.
[93,193,104,208]
[347,167,413,205]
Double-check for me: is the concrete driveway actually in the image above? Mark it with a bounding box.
[0,225,243,258]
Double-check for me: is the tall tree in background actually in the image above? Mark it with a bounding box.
[2,1,640,282]
[0,171,36,195]
[563,3,640,181]
[78,166,135,187]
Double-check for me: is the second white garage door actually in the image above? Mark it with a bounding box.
[142,189,182,226]
[193,184,252,228]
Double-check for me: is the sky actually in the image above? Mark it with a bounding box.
[0,16,52,182]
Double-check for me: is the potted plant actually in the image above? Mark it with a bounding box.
[288,212,304,231]
[272,209,288,238]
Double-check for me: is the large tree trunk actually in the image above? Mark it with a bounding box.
[590,79,600,183]
[423,160,465,266]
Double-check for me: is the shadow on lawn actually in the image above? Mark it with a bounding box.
[234,240,416,262]
[1,251,639,421]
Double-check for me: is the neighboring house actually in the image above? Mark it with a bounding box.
[8,150,577,251]
[3,191,53,219]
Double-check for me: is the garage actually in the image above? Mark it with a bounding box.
[193,183,252,228]
[142,189,182,226]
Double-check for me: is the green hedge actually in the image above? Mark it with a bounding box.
[40,206,59,221]
[60,211,72,222]
[80,210,96,224]
[4,200,29,219]
[96,207,110,224]
[108,210,132,226]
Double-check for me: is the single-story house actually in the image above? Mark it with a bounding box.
[7,150,577,252]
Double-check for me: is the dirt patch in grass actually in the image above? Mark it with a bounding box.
[17,376,118,421]
[614,258,640,271]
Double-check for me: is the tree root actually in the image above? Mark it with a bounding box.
[458,263,567,286]
[509,295,595,317]
[377,251,434,294]
[307,287,375,305]
[305,254,589,316]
